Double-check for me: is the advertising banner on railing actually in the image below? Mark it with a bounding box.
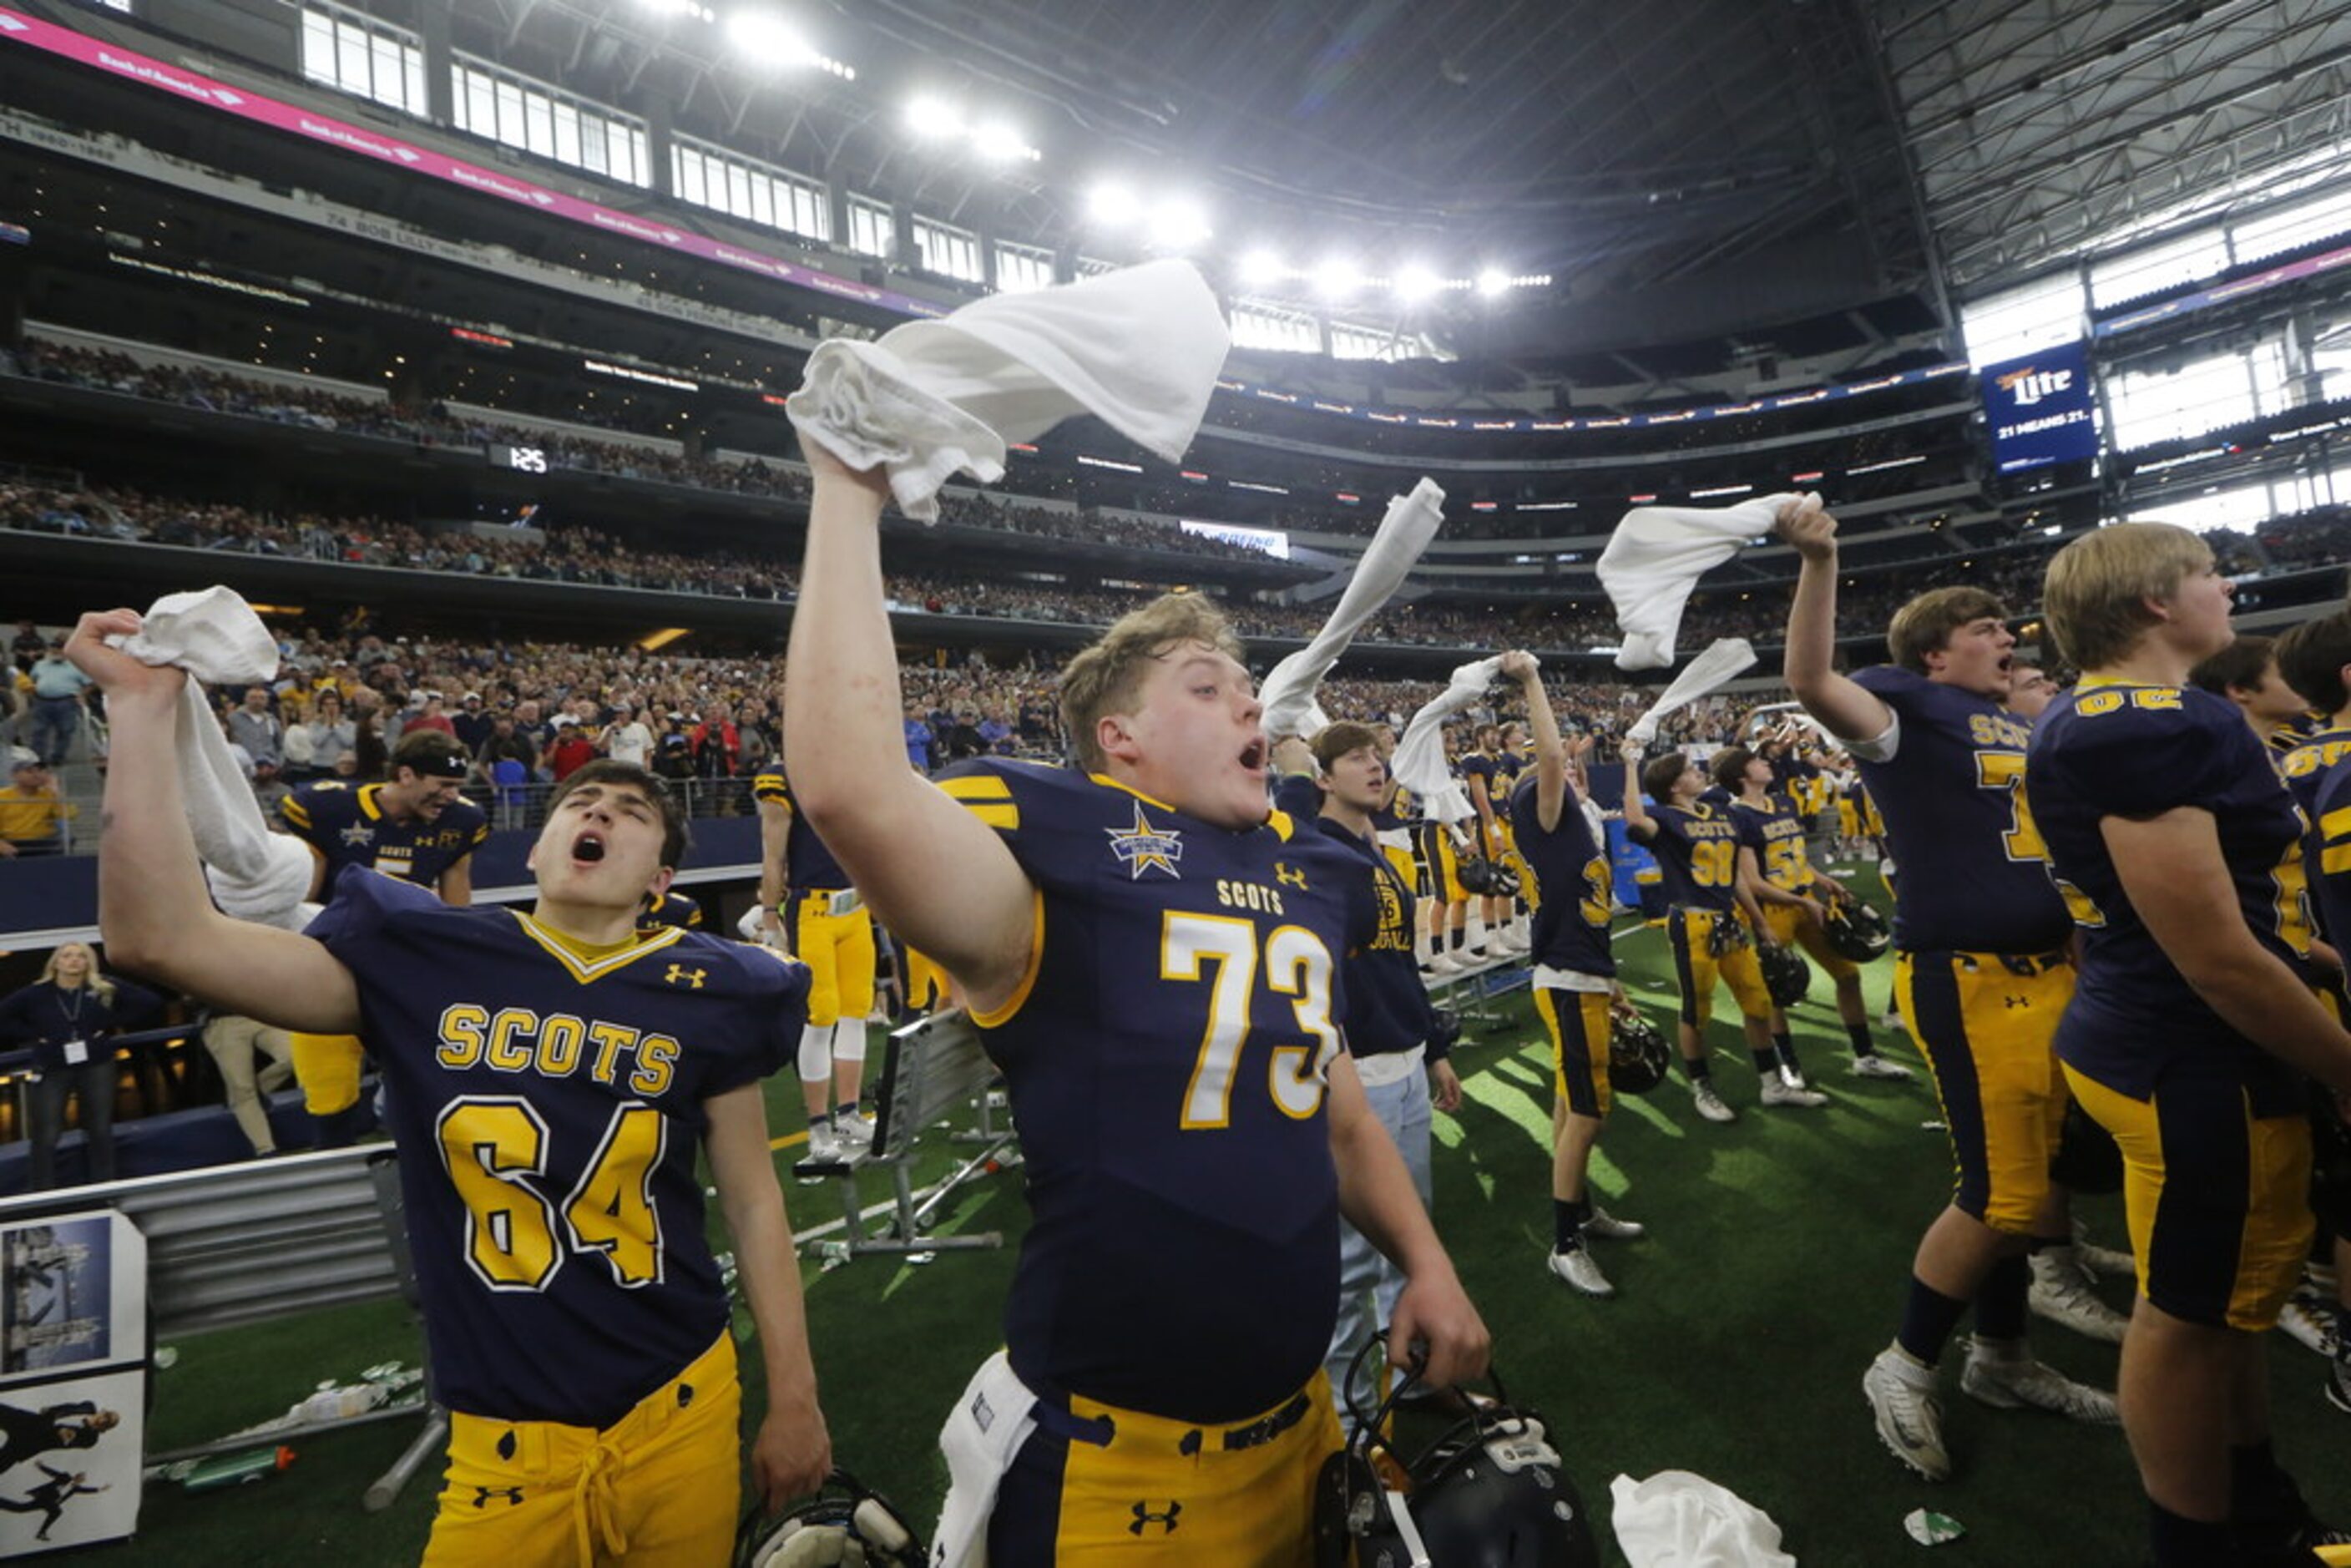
[1981,341,2099,475]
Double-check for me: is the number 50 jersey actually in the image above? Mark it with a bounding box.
[305,870,806,1429]
[937,760,1367,1427]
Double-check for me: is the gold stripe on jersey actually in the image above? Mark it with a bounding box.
[359,782,387,821]
[1084,772,1176,813]
[2321,805,2351,877]
[512,912,688,984]
[281,797,313,828]
[1266,810,1297,843]
[940,775,1021,831]
[968,888,1046,1029]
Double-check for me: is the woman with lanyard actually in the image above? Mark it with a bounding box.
[0,944,161,1190]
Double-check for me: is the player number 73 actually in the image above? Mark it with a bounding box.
[437,1097,668,1292]
[1163,913,1341,1130]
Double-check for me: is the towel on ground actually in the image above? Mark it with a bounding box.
[786,260,1229,523]
[1610,1470,1795,1568]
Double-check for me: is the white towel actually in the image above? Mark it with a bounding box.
[929,1351,1042,1568]
[1610,1470,1795,1568]
[1391,655,1509,825]
[786,260,1230,523]
[1258,478,1447,741]
[1597,493,1807,671]
[109,588,318,932]
[1625,640,1759,746]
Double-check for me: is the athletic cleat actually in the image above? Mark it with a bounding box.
[1583,1206,1646,1241]
[1959,1339,2119,1424]
[1759,1075,1830,1108]
[1851,1053,1914,1080]
[2029,1251,2129,1344]
[1426,951,1464,976]
[2070,1219,2136,1279]
[1689,1080,1737,1124]
[1863,1346,1951,1482]
[1548,1245,1614,1297]
[832,1108,875,1153]
[2277,1287,2340,1360]
[795,1120,841,1176]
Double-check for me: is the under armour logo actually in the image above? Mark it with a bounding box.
[472,1485,523,1509]
[1275,862,1308,890]
[665,964,707,989]
[1129,1500,1181,1536]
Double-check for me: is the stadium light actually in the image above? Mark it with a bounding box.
[904,95,964,139]
[970,120,1040,164]
[1089,182,1141,226]
[1475,267,1511,297]
[1146,197,1212,251]
[1393,266,1441,302]
[724,10,853,77]
[1314,258,1362,299]
[1236,249,1287,289]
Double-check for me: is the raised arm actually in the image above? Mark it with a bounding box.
[63,612,360,1034]
[1778,497,1894,744]
[782,447,1035,1012]
[1618,741,1656,841]
[756,792,791,948]
[1505,651,1569,834]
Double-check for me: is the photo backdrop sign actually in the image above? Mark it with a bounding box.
[0,1215,146,1556]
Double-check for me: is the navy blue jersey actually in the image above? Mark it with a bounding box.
[1510,774,1614,979]
[753,770,849,892]
[1851,666,2070,953]
[2309,754,2351,970]
[304,872,805,1428]
[1459,753,1499,824]
[1315,814,1439,1062]
[2028,683,2311,1097]
[281,780,488,890]
[2279,726,2351,942]
[638,890,704,932]
[1636,800,1743,914]
[1729,796,1814,893]
[1490,751,1527,814]
[935,760,1363,1424]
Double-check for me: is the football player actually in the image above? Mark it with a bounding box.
[756,767,875,1164]
[1782,495,2116,1485]
[786,445,1488,1567]
[1271,721,1459,1428]
[63,609,831,1564]
[1710,746,1908,1080]
[1620,742,1824,1122]
[2264,611,2351,1420]
[2030,525,2351,1566]
[2189,633,2314,754]
[1418,731,1479,973]
[1509,657,1644,1296]
[279,731,490,1145]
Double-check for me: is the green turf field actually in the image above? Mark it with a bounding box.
[89,912,2348,1565]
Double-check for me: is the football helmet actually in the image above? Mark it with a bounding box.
[1316,1350,1600,1568]
[736,1469,925,1568]
[1819,899,1891,963]
[1458,854,1507,897]
[1607,1011,1671,1097]
[1757,943,1811,1009]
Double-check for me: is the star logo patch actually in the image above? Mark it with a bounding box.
[1105,802,1183,881]
[339,822,375,848]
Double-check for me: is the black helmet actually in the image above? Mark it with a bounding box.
[1758,943,1812,1009]
[1608,1011,1671,1096]
[736,1469,925,1568]
[1317,1353,1600,1568]
[1820,899,1892,963]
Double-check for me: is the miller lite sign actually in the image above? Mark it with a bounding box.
[1981,341,2099,474]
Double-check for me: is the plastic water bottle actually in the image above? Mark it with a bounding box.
[183,1446,296,1492]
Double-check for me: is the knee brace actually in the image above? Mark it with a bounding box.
[832,1019,868,1065]
[797,1022,833,1083]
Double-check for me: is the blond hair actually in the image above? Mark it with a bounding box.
[38,942,115,1005]
[1887,587,2010,674]
[2042,523,2212,672]
[1059,593,1245,772]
